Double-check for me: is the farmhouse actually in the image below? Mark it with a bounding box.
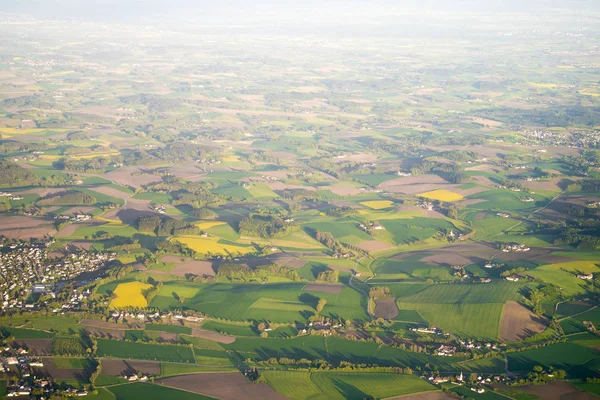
[505,275,520,282]
[577,274,593,280]
[437,345,456,357]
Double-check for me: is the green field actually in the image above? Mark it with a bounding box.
[507,343,600,374]
[395,282,522,339]
[145,324,192,335]
[96,339,196,363]
[150,282,368,323]
[108,382,216,400]
[265,370,436,400]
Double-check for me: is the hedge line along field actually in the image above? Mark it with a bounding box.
[264,370,436,400]
[224,336,460,369]
[96,339,196,363]
[150,282,369,323]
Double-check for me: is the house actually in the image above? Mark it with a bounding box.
[433,376,449,384]
[577,274,593,280]
[437,345,456,356]
[505,275,520,282]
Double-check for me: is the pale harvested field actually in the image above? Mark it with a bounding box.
[374,299,399,319]
[171,259,215,277]
[459,198,487,206]
[303,283,343,294]
[86,185,131,199]
[325,185,363,196]
[357,240,394,252]
[100,359,160,376]
[379,174,449,194]
[79,319,144,330]
[102,199,156,224]
[61,206,98,214]
[523,177,564,192]
[332,153,378,164]
[0,216,56,239]
[165,165,207,181]
[13,339,53,355]
[388,391,454,400]
[105,166,161,189]
[191,328,236,344]
[516,381,596,400]
[18,187,65,196]
[500,300,548,342]
[158,372,288,400]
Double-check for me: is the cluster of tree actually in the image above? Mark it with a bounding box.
[189,208,218,219]
[277,188,320,202]
[440,150,477,162]
[53,156,124,173]
[507,366,566,386]
[130,142,220,164]
[369,286,393,300]
[155,239,196,258]
[0,140,47,154]
[51,337,85,356]
[253,356,413,374]
[238,215,296,238]
[409,159,460,176]
[137,215,199,236]
[185,273,215,283]
[553,221,600,251]
[0,160,40,187]
[142,281,163,303]
[216,262,301,282]
[38,191,96,206]
[105,237,141,251]
[315,230,345,254]
[325,206,357,218]
[317,268,339,283]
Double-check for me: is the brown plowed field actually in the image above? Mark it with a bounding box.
[0,216,56,239]
[86,185,131,199]
[358,240,393,252]
[171,260,215,277]
[100,359,160,376]
[158,372,288,400]
[190,328,236,344]
[374,299,399,319]
[303,283,343,294]
[499,301,548,342]
[13,339,53,355]
[105,167,161,189]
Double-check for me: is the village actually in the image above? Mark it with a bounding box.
[0,241,116,311]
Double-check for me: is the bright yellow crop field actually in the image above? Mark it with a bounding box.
[417,189,464,202]
[174,236,255,255]
[110,282,152,308]
[360,200,394,209]
[195,220,226,230]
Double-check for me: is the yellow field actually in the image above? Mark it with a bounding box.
[417,189,464,202]
[544,261,600,273]
[110,282,152,308]
[195,220,226,230]
[527,82,557,89]
[579,88,600,97]
[0,128,47,135]
[360,200,394,209]
[95,216,122,224]
[174,236,255,255]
